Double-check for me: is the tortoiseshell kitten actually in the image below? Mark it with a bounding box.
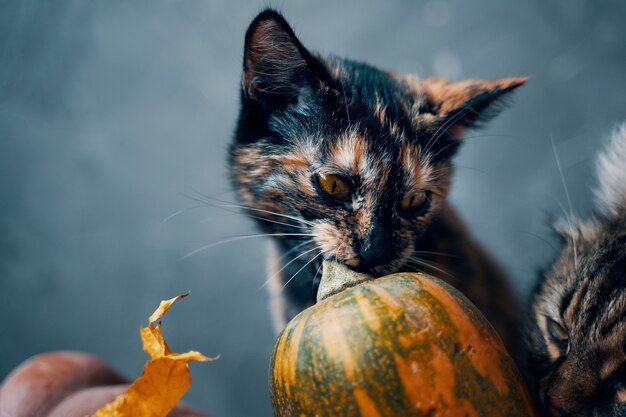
[230,10,527,356]
[527,124,626,417]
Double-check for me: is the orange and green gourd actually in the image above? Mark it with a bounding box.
[270,262,536,417]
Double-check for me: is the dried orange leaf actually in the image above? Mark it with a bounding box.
[140,325,169,358]
[148,293,189,325]
[92,293,216,417]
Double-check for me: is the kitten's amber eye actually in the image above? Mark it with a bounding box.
[547,318,569,344]
[400,191,431,216]
[317,173,350,200]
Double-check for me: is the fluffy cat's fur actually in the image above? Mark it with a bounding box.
[527,124,626,417]
[230,10,526,357]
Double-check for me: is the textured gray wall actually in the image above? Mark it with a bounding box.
[1,1,625,416]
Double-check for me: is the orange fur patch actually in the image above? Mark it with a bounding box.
[328,131,368,176]
[400,142,423,187]
[374,101,387,126]
[278,155,309,169]
[399,75,528,139]
[617,388,626,403]
[422,76,529,115]
[312,222,358,266]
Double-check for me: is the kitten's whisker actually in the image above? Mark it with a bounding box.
[174,196,306,230]
[181,192,313,228]
[260,245,322,289]
[551,136,578,271]
[187,192,314,226]
[312,261,324,295]
[282,251,325,290]
[549,193,582,268]
[412,250,459,259]
[404,262,427,275]
[429,140,456,161]
[518,230,560,256]
[429,136,464,161]
[245,213,308,230]
[548,195,572,225]
[406,257,454,279]
[222,204,314,227]
[162,204,210,223]
[278,239,315,263]
[462,133,514,141]
[550,194,580,260]
[180,233,315,260]
[422,165,449,176]
[405,260,438,277]
[340,80,352,127]
[454,164,491,177]
[222,206,308,230]
[424,106,473,154]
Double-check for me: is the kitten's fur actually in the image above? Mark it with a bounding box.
[527,124,626,417]
[230,10,526,356]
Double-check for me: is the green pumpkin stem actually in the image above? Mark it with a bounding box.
[316,261,374,302]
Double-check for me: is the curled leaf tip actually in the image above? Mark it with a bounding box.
[148,292,190,325]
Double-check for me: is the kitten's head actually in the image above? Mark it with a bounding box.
[528,217,626,417]
[528,124,626,417]
[231,10,526,276]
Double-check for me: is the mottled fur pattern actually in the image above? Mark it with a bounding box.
[527,125,626,417]
[231,10,526,357]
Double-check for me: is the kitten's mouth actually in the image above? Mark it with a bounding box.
[326,256,377,275]
[347,261,400,277]
[349,264,375,274]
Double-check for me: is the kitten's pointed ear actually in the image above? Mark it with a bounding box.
[422,76,529,139]
[242,10,317,104]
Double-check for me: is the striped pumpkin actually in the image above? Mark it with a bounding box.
[270,272,536,417]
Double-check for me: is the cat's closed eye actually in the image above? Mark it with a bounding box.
[399,191,432,217]
[547,317,569,347]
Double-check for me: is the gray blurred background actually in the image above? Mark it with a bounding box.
[1,1,625,415]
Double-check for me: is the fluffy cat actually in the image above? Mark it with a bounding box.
[230,9,526,356]
[527,124,626,417]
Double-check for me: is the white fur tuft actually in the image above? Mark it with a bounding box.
[595,123,626,215]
